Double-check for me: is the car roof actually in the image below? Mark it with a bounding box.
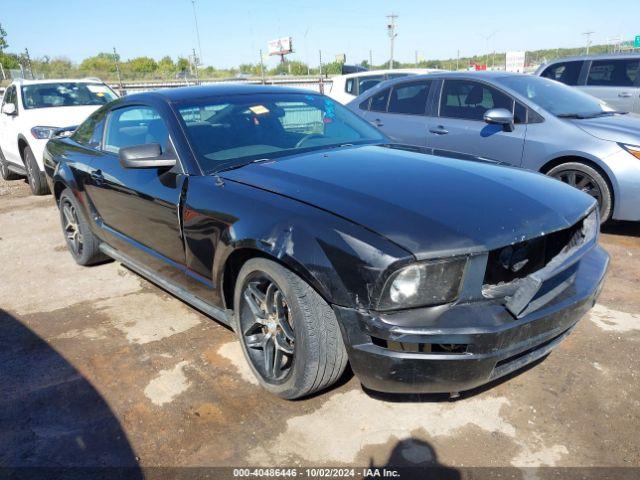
[367,70,520,88]
[13,78,107,86]
[543,52,640,64]
[336,68,442,80]
[125,83,321,103]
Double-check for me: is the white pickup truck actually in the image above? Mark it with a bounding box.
[0,78,117,194]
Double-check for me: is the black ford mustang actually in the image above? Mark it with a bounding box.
[44,85,608,399]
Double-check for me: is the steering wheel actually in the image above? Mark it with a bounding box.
[295,133,324,148]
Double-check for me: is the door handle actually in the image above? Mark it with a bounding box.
[429,126,449,135]
[618,92,633,98]
[370,118,384,127]
[90,169,104,185]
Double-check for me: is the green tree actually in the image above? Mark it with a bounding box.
[157,55,175,78]
[176,57,190,73]
[79,52,117,75]
[125,56,158,76]
[0,23,8,53]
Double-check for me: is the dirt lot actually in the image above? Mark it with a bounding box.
[1,176,639,477]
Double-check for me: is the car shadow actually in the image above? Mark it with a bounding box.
[361,355,547,403]
[601,220,640,238]
[368,437,460,479]
[0,308,142,477]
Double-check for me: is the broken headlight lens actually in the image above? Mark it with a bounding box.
[378,257,468,311]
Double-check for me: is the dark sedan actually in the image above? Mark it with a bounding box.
[44,85,608,399]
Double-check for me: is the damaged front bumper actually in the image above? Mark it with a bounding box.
[333,245,609,394]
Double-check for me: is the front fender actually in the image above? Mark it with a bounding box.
[183,176,412,310]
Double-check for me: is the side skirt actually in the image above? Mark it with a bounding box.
[99,243,233,327]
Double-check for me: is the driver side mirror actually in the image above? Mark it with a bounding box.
[484,108,514,132]
[119,143,176,169]
[2,103,16,116]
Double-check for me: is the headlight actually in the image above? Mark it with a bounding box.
[31,126,59,140]
[377,257,467,311]
[619,143,640,160]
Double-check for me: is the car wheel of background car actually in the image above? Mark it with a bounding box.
[58,189,109,266]
[234,258,348,399]
[547,162,612,223]
[0,157,21,181]
[23,146,51,196]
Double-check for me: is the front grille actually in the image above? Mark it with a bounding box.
[483,217,586,287]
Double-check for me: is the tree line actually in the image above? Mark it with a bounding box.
[0,22,622,83]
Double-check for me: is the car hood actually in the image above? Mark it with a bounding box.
[221,145,595,257]
[21,105,99,128]
[571,113,640,145]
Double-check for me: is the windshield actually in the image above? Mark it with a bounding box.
[21,82,117,109]
[496,75,613,118]
[176,92,386,173]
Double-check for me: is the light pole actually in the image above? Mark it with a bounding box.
[191,0,203,64]
[478,31,497,68]
[583,31,595,54]
[387,13,398,69]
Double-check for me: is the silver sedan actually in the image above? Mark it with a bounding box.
[347,72,640,222]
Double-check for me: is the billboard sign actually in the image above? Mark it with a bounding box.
[506,51,526,73]
[268,37,293,56]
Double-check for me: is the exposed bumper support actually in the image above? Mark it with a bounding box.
[334,245,609,394]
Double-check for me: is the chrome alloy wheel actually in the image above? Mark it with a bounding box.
[61,200,83,256]
[239,275,295,382]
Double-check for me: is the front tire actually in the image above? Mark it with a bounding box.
[234,258,348,399]
[58,189,109,266]
[24,146,50,195]
[547,162,612,223]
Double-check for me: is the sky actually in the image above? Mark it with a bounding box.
[2,0,640,69]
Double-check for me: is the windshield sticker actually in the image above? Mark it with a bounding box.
[324,99,336,120]
[249,105,270,115]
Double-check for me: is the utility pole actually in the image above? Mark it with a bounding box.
[318,50,324,94]
[369,50,373,69]
[386,13,398,69]
[414,50,418,67]
[583,31,594,54]
[24,48,33,79]
[113,47,124,96]
[259,49,265,84]
[456,49,460,70]
[192,48,200,83]
[191,0,203,64]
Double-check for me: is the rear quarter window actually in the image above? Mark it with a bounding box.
[540,61,583,86]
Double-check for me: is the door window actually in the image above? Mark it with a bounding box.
[370,88,390,112]
[358,75,384,95]
[587,59,639,87]
[388,81,431,115]
[540,61,583,86]
[104,106,169,154]
[439,80,513,121]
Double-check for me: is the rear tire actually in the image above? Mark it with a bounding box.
[58,189,109,266]
[0,148,21,181]
[234,258,348,399]
[24,146,50,195]
[547,162,612,223]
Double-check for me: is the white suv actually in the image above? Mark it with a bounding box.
[0,78,118,194]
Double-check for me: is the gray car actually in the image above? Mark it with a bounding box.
[535,54,640,114]
[347,71,640,222]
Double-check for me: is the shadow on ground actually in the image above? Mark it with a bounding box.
[0,308,142,477]
[602,220,640,238]
[369,437,460,479]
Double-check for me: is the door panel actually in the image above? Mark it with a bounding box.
[0,86,21,164]
[426,79,526,166]
[580,58,640,113]
[83,105,187,284]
